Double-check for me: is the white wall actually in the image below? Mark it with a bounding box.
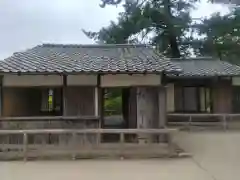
[67,75,97,86]
[3,74,162,87]
[101,74,161,87]
[232,77,240,86]
[3,75,62,87]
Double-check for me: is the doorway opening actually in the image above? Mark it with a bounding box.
[102,87,136,142]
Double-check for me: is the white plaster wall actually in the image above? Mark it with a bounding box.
[3,75,62,87]
[166,83,175,112]
[67,75,97,86]
[101,74,161,87]
[232,77,240,85]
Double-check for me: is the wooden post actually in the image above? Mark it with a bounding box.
[59,75,67,145]
[0,76,3,116]
[167,132,174,156]
[120,132,125,156]
[187,115,192,130]
[96,75,102,143]
[62,75,67,116]
[158,86,167,142]
[94,87,99,116]
[23,133,28,161]
[97,75,104,126]
[223,115,227,131]
[71,132,77,160]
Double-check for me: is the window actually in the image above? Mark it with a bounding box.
[41,88,62,114]
[175,86,212,113]
[183,87,198,112]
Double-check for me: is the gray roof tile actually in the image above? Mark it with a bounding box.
[0,44,181,74]
[170,57,240,77]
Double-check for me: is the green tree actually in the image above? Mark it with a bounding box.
[84,0,240,61]
[191,8,240,63]
[83,0,198,58]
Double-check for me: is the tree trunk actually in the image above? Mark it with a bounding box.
[163,0,181,58]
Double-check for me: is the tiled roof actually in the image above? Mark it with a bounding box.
[170,57,240,77]
[0,44,181,74]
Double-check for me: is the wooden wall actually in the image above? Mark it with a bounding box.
[136,87,159,129]
[166,84,175,112]
[64,86,95,116]
[2,87,41,117]
[212,79,233,113]
[128,88,137,128]
[171,78,233,114]
[2,86,96,117]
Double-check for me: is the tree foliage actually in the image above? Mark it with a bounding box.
[83,0,240,61]
[192,8,240,63]
[83,0,199,58]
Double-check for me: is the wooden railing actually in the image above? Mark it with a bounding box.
[0,116,100,130]
[168,113,240,130]
[0,128,177,160]
[0,116,100,121]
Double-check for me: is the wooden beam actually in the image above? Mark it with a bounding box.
[94,87,99,116]
[0,128,177,135]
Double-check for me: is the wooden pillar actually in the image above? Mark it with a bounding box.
[94,87,99,116]
[0,76,3,116]
[62,75,67,116]
[158,86,167,128]
[96,75,103,128]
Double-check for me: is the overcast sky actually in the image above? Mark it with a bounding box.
[0,0,227,59]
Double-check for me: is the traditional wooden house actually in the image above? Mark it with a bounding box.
[166,57,240,125]
[0,44,184,160]
[0,44,181,128]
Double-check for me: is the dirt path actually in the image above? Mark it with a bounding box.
[1,131,239,180]
[175,131,240,180]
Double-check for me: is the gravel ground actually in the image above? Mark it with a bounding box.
[0,131,239,180]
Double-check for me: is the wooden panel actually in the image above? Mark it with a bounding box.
[174,85,183,112]
[159,87,166,128]
[67,75,97,86]
[2,88,41,117]
[166,84,174,112]
[101,74,161,87]
[136,87,159,129]
[233,86,240,113]
[128,88,137,128]
[3,75,62,87]
[213,80,232,113]
[183,87,198,111]
[64,87,95,116]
